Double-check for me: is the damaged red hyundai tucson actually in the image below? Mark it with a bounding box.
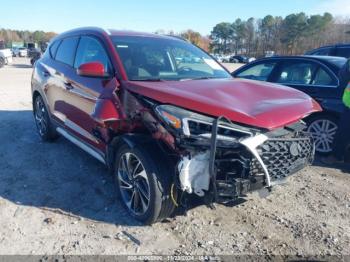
[31,28,321,224]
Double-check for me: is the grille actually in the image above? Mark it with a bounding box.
[250,133,314,180]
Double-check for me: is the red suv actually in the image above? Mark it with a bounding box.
[31,27,321,224]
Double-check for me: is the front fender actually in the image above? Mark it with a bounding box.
[106,133,159,172]
[91,98,120,123]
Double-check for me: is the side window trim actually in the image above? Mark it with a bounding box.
[55,40,62,59]
[72,36,82,69]
[50,40,62,59]
[266,60,280,82]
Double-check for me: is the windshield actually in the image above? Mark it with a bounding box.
[111,36,231,81]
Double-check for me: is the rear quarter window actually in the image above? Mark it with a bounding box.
[55,37,79,66]
[311,67,336,86]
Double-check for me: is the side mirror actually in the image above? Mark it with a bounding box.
[77,62,107,78]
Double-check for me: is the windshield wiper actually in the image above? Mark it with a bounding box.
[130,78,163,82]
[180,76,218,81]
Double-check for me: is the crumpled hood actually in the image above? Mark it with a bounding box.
[124,78,322,130]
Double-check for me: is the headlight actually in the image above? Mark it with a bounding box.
[156,105,213,134]
[155,105,253,139]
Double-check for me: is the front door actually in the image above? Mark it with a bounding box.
[62,35,116,152]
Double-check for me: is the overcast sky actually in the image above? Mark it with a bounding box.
[1,0,349,35]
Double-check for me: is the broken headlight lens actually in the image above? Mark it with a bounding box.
[155,105,252,139]
[155,105,213,132]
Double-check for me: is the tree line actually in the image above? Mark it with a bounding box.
[209,13,350,57]
[1,13,349,57]
[0,29,56,47]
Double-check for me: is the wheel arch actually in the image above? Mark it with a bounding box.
[304,111,340,124]
[106,133,174,173]
[32,90,51,115]
[32,90,41,102]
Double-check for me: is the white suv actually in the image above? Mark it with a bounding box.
[0,49,13,68]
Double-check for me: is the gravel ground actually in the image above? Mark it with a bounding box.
[0,58,349,259]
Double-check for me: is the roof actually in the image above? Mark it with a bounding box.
[53,27,182,41]
[312,43,350,48]
[303,55,348,68]
[258,55,347,69]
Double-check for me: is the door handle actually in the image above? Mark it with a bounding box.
[64,82,74,90]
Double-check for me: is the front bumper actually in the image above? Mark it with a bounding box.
[177,117,315,201]
[250,134,314,183]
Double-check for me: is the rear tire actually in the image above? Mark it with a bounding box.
[33,95,58,142]
[114,143,175,224]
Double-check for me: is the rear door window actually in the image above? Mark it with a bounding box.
[276,62,317,85]
[235,62,276,81]
[55,37,79,66]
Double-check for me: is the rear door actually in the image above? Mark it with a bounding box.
[45,36,79,125]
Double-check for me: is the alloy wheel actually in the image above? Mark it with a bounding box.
[117,152,150,216]
[34,98,48,136]
[307,119,338,153]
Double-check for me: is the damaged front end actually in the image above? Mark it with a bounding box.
[121,90,315,205]
[154,104,315,204]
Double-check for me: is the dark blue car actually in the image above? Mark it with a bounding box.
[232,55,349,154]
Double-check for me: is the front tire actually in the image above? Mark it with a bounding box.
[114,143,175,224]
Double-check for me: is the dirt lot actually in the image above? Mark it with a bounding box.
[0,58,350,259]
